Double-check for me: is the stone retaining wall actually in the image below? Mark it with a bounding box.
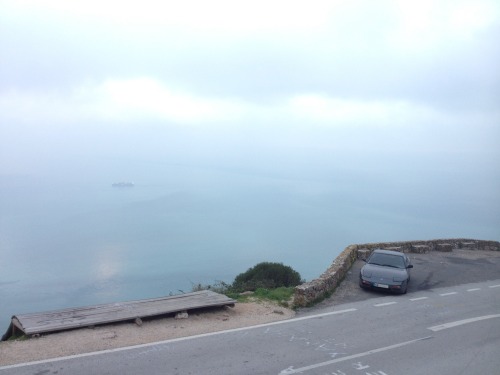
[293,238,500,307]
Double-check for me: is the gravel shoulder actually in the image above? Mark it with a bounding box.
[0,300,294,367]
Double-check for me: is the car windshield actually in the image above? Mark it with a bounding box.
[368,253,406,269]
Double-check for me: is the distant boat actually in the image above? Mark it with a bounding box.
[112,182,134,187]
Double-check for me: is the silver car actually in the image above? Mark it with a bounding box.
[359,249,413,294]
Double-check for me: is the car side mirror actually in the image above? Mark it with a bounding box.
[407,264,414,269]
[362,258,367,262]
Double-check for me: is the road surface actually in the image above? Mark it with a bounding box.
[2,279,499,374]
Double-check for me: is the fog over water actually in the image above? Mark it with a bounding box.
[1,1,500,328]
[1,135,498,327]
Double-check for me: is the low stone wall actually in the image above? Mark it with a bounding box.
[293,238,500,307]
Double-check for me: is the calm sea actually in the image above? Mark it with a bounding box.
[0,161,498,329]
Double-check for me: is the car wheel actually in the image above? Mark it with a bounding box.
[401,281,408,294]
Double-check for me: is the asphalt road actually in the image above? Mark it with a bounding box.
[310,248,500,308]
[2,278,499,374]
[1,249,499,374]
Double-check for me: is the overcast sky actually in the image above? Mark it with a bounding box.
[1,0,499,181]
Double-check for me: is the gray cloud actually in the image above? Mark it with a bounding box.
[1,1,499,186]
[2,1,499,115]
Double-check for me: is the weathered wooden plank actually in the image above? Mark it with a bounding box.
[9,291,236,336]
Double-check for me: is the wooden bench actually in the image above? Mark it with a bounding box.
[2,290,236,340]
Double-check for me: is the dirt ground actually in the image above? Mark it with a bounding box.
[0,300,294,367]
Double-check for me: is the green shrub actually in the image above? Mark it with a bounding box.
[253,287,295,307]
[232,262,302,292]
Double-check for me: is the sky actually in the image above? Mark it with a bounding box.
[0,0,499,189]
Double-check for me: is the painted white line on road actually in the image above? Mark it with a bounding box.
[0,308,358,370]
[278,336,433,374]
[439,292,458,296]
[428,314,500,332]
[489,284,500,288]
[373,302,397,307]
[467,288,481,292]
[409,297,428,301]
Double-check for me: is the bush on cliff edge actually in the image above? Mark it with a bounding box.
[231,262,302,292]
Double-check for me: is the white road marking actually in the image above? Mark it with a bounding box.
[292,308,358,321]
[439,292,458,296]
[467,288,481,292]
[373,302,397,307]
[409,297,428,301]
[0,308,358,370]
[278,336,433,374]
[353,361,370,370]
[428,314,500,332]
[489,284,500,288]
